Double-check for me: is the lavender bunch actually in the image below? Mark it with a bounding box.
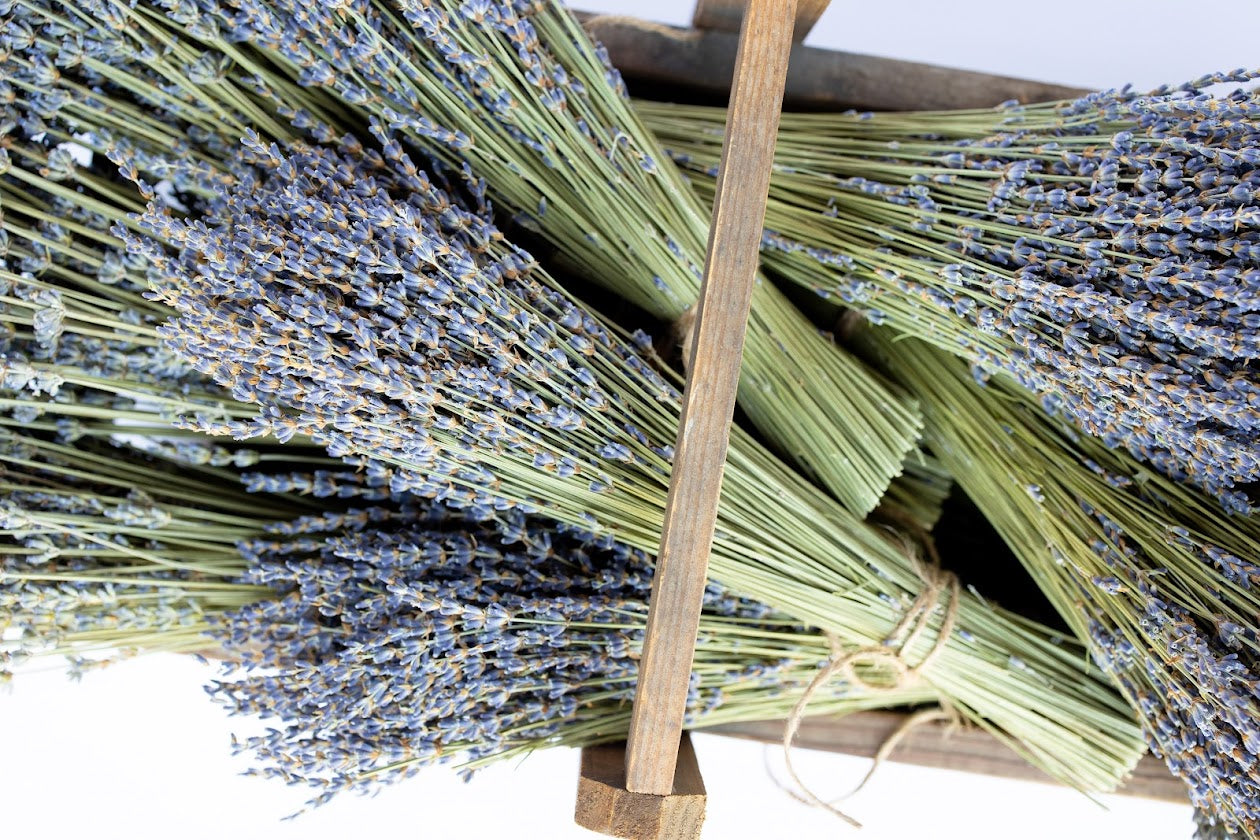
[49,0,929,517]
[639,80,1260,514]
[0,95,353,474]
[0,428,303,677]
[0,89,244,428]
[0,437,932,810]
[211,495,937,809]
[861,330,1260,836]
[124,133,1147,793]
[1199,807,1246,840]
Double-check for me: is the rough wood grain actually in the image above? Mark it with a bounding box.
[700,713,1189,803]
[623,0,797,798]
[692,0,745,32]
[693,0,830,41]
[575,735,707,840]
[575,12,1089,111]
[790,0,831,40]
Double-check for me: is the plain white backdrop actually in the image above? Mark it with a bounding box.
[5,1,1257,838]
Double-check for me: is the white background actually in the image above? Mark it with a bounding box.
[5,1,1257,838]
[0,654,1196,839]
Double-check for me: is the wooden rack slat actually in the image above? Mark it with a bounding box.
[701,714,1188,803]
[693,0,831,41]
[623,0,799,797]
[575,11,1088,110]
[789,0,830,40]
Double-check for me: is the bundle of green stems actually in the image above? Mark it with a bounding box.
[861,330,1260,835]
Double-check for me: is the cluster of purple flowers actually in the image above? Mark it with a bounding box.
[976,76,1260,515]
[130,132,670,524]
[1199,804,1244,839]
[210,493,820,808]
[649,76,1260,513]
[1086,529,1260,835]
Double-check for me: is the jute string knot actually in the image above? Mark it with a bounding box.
[781,559,961,828]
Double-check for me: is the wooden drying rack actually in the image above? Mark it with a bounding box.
[575,2,797,837]
[572,2,1184,838]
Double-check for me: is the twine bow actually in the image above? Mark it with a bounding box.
[781,560,961,828]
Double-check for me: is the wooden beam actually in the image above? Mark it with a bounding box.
[790,0,831,40]
[576,11,1089,111]
[692,0,745,32]
[693,0,831,41]
[623,0,797,796]
[575,734,707,840]
[700,713,1189,803]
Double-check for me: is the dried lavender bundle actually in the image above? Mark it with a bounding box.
[638,81,1260,514]
[211,493,939,809]
[0,434,892,814]
[0,98,350,473]
[861,330,1260,836]
[125,134,1146,793]
[35,0,926,516]
[0,441,934,801]
[0,134,325,638]
[0,428,301,677]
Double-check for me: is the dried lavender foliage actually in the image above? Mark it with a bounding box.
[641,80,1260,514]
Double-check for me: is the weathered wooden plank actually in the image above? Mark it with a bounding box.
[575,11,1089,110]
[693,0,831,41]
[701,713,1189,803]
[575,735,707,840]
[622,0,797,797]
[692,0,745,32]
[790,0,831,40]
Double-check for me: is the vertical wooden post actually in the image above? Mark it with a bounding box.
[624,0,799,797]
[575,0,800,836]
